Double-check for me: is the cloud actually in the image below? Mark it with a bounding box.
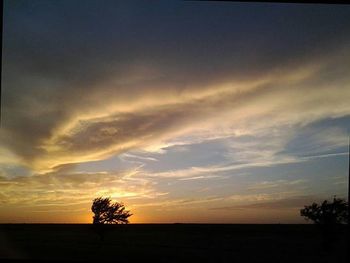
[1,2,350,175]
[0,166,161,208]
[130,191,314,213]
[210,196,327,211]
[281,121,349,157]
[5,53,350,172]
[121,153,158,162]
[131,196,225,209]
[247,179,308,191]
[178,175,225,181]
[2,3,350,225]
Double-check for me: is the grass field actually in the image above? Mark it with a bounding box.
[0,224,348,262]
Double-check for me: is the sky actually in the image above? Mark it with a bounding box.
[1,0,350,224]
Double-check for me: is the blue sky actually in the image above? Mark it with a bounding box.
[1,1,349,223]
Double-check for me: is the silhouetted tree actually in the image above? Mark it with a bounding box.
[91,197,132,224]
[300,197,348,225]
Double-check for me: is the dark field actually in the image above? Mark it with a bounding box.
[0,224,348,263]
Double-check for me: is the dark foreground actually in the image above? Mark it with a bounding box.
[0,224,348,263]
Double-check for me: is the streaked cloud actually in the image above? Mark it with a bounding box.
[210,196,320,211]
[1,1,349,223]
[0,167,160,207]
[247,179,308,191]
[2,1,350,173]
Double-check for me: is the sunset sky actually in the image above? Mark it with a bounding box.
[1,1,349,223]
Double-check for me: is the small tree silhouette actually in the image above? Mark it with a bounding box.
[300,196,348,225]
[91,197,132,224]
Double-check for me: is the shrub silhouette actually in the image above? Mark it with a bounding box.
[91,197,132,224]
[300,197,348,225]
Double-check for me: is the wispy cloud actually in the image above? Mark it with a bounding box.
[178,175,226,181]
[0,167,161,208]
[121,153,158,162]
[2,44,350,172]
[247,179,308,191]
[1,2,350,223]
[210,196,326,211]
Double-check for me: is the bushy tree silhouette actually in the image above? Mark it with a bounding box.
[300,197,348,224]
[91,197,132,224]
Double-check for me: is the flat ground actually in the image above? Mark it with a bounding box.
[0,224,348,262]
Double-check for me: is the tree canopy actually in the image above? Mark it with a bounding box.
[300,197,348,225]
[91,197,132,224]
